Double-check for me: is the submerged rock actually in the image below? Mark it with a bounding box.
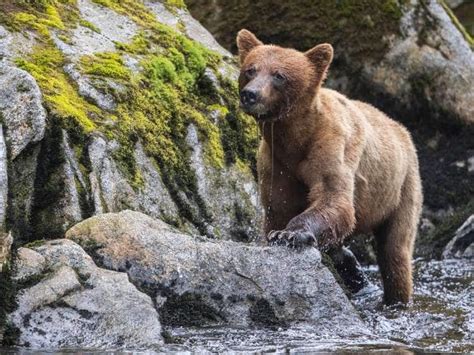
[9,240,163,349]
[443,215,474,259]
[66,210,366,335]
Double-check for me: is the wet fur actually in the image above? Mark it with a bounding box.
[237,29,423,305]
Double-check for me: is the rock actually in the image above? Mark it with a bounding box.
[0,25,9,62]
[186,124,260,240]
[144,1,181,29]
[133,142,181,225]
[87,135,138,214]
[364,0,474,125]
[443,215,474,259]
[177,9,231,57]
[445,0,465,9]
[9,240,163,349]
[54,0,138,59]
[24,129,84,240]
[0,125,7,232]
[66,211,367,335]
[63,64,117,111]
[0,25,36,64]
[0,0,260,244]
[144,1,231,57]
[13,248,46,281]
[0,64,46,160]
[0,232,12,272]
[7,145,41,240]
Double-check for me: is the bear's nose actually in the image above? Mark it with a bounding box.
[240,89,258,107]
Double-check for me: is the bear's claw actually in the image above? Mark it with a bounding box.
[267,229,317,248]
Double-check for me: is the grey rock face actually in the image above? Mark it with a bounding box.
[0,125,7,232]
[0,65,46,160]
[66,211,366,335]
[177,9,231,57]
[0,25,10,62]
[28,129,84,239]
[8,145,41,239]
[54,0,138,59]
[133,142,181,224]
[443,215,474,259]
[143,1,231,57]
[362,0,474,125]
[0,25,36,64]
[10,240,163,349]
[144,1,180,29]
[13,247,46,281]
[186,124,261,240]
[64,64,117,111]
[87,135,138,214]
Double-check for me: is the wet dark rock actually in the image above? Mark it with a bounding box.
[443,215,474,259]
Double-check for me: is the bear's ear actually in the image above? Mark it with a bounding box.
[236,29,263,64]
[305,43,334,86]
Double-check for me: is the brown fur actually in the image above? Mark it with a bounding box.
[237,29,423,305]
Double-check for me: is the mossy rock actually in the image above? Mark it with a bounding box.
[0,0,260,241]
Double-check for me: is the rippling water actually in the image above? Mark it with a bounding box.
[1,258,472,354]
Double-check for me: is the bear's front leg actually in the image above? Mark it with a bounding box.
[268,166,356,249]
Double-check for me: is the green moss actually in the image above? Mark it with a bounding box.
[78,19,101,33]
[80,52,131,80]
[23,239,48,248]
[165,0,186,10]
[15,46,98,134]
[2,0,78,37]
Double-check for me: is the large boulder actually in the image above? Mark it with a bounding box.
[8,240,163,349]
[65,210,367,334]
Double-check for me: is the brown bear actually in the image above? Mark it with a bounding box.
[236,29,423,305]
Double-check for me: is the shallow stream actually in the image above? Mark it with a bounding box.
[1,258,472,354]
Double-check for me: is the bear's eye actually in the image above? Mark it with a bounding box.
[273,72,286,85]
[245,67,257,78]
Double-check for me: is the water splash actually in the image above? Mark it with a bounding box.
[353,258,473,353]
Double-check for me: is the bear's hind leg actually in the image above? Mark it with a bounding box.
[374,171,421,305]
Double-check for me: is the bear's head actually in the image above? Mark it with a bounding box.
[236,29,333,122]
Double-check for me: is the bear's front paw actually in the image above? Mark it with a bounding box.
[266,228,317,248]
